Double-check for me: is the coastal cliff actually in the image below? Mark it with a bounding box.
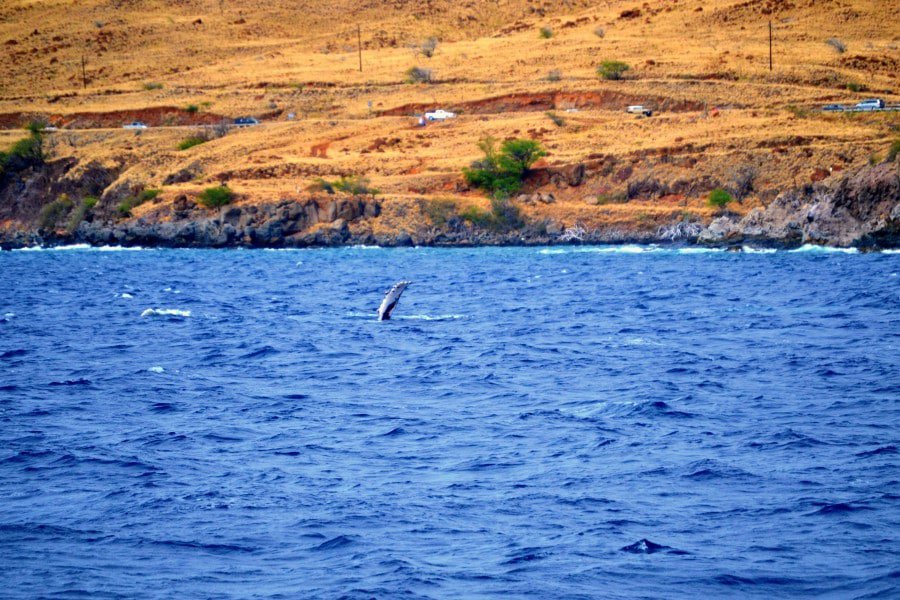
[699,160,900,249]
[1,153,898,250]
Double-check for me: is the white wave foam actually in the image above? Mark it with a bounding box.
[677,247,725,254]
[346,312,463,321]
[4,312,14,318]
[163,287,181,294]
[44,244,90,251]
[14,244,144,252]
[881,249,900,255]
[789,244,858,254]
[147,366,165,373]
[141,308,191,317]
[119,293,134,299]
[742,246,777,254]
[394,314,464,321]
[579,245,657,254]
[539,245,659,255]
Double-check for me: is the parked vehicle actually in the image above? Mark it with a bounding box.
[626,105,653,117]
[233,117,260,127]
[123,121,148,130]
[41,125,59,132]
[424,109,456,121]
[855,98,885,111]
[822,104,845,112]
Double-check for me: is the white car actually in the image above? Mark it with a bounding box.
[424,109,456,121]
[626,105,653,117]
[123,121,148,129]
[854,99,885,111]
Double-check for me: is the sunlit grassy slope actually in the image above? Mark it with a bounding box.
[1,0,897,231]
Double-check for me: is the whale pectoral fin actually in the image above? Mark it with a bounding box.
[380,300,398,320]
[377,281,411,321]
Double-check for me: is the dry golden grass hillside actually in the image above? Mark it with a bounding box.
[1,0,898,235]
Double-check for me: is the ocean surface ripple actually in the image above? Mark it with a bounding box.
[1,246,898,599]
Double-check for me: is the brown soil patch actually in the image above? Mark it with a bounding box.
[378,91,708,117]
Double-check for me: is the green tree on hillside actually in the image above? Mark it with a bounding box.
[597,60,630,80]
[463,137,546,198]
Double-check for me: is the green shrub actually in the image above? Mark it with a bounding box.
[66,196,97,233]
[4,133,44,164]
[488,197,524,230]
[545,111,565,127]
[597,60,630,80]
[178,136,207,151]
[545,69,562,82]
[846,81,866,92]
[539,26,553,39]
[333,175,377,195]
[708,188,733,209]
[197,185,234,208]
[118,189,160,217]
[826,38,846,53]
[38,195,74,229]
[460,198,523,231]
[25,120,47,135]
[10,135,43,160]
[463,137,547,198]
[460,205,493,227]
[887,139,900,162]
[497,139,547,175]
[139,189,160,202]
[405,66,433,84]
[423,198,458,226]
[143,82,163,90]
[310,175,377,195]
[420,37,438,58]
[596,192,628,205]
[594,26,605,38]
[117,197,140,217]
[308,177,335,194]
[464,167,522,198]
[185,104,199,113]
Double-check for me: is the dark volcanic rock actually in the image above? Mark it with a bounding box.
[162,161,202,185]
[699,161,900,248]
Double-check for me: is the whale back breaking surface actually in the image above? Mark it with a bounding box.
[378,281,411,320]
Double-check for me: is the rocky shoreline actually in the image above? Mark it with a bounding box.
[2,157,898,252]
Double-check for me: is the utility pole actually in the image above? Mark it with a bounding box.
[357,24,362,72]
[81,55,87,89]
[768,21,773,71]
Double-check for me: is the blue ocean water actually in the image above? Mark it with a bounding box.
[1,245,898,599]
